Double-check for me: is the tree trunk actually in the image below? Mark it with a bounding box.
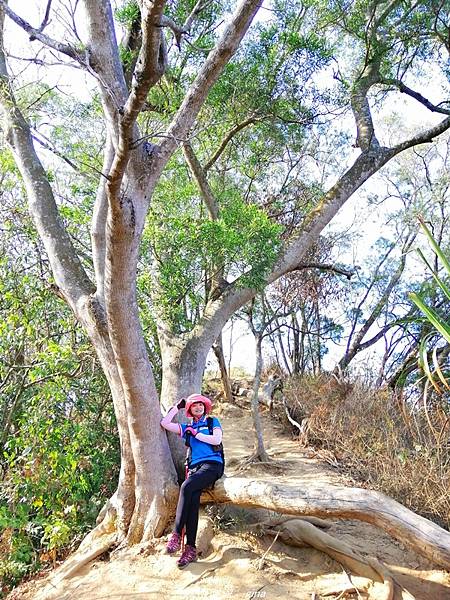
[274,316,292,375]
[3,0,450,583]
[292,312,301,375]
[78,295,180,543]
[315,299,322,374]
[251,336,270,461]
[213,333,234,404]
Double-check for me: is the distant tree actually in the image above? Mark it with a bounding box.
[331,135,450,385]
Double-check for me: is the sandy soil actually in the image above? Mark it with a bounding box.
[8,399,450,600]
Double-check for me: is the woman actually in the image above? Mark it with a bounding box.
[160,393,224,568]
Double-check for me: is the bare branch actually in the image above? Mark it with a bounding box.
[393,115,450,154]
[358,322,402,353]
[0,0,84,65]
[31,130,110,181]
[158,0,212,49]
[293,263,354,280]
[38,0,53,33]
[31,131,80,172]
[381,78,450,115]
[159,15,188,50]
[183,0,213,33]
[204,116,259,171]
[336,237,414,373]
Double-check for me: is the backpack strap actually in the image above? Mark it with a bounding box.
[207,417,225,466]
[184,427,192,468]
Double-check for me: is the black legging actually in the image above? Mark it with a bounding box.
[174,461,222,547]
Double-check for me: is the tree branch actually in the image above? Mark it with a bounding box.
[182,141,219,219]
[31,131,80,173]
[336,240,412,373]
[204,116,259,171]
[107,1,168,206]
[381,77,450,115]
[182,0,213,35]
[156,0,263,169]
[121,8,142,90]
[81,0,129,130]
[159,15,188,49]
[0,1,85,65]
[293,263,354,280]
[393,115,450,154]
[350,58,381,151]
[123,1,167,128]
[38,0,53,34]
[0,12,93,312]
[357,323,399,352]
[158,0,212,49]
[91,135,115,304]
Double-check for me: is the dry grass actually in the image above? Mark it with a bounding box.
[282,374,450,530]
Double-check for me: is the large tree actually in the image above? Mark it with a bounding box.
[0,0,264,545]
[1,0,450,573]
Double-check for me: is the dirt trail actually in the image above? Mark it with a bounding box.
[9,401,450,600]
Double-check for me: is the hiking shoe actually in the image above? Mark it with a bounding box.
[166,532,181,554]
[176,544,197,568]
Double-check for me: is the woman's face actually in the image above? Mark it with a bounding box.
[190,402,205,417]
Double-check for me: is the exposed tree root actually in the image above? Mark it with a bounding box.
[236,452,286,473]
[208,477,450,569]
[259,516,400,599]
[36,474,450,597]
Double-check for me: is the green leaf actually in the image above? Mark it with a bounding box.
[418,333,440,393]
[416,249,450,303]
[418,217,450,277]
[410,292,450,344]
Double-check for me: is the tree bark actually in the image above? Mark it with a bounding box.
[213,334,234,404]
[250,335,270,461]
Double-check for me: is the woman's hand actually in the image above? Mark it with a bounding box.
[176,398,186,410]
[185,426,197,437]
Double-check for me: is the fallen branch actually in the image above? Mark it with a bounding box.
[281,395,303,434]
[207,477,450,569]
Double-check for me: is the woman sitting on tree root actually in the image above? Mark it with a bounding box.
[160,393,224,568]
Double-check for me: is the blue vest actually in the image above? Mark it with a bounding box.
[180,416,223,467]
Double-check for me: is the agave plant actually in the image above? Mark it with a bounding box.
[409,217,450,392]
